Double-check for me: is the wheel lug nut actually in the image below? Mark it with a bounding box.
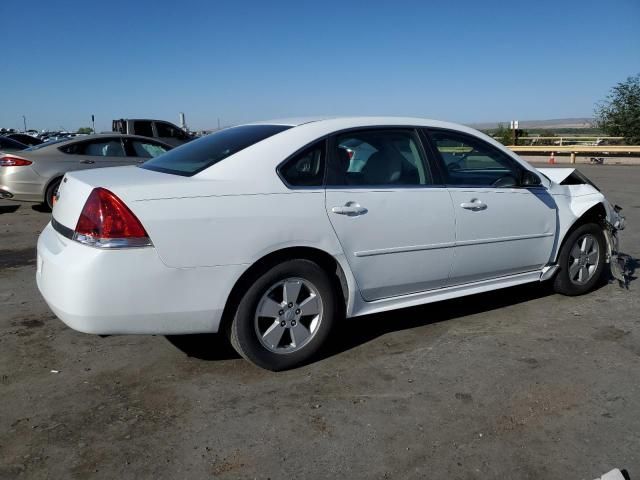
[278,310,284,316]
[295,309,301,315]
[288,303,293,308]
[280,321,286,327]
[291,320,297,326]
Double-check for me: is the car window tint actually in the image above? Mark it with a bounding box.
[279,141,325,187]
[327,129,430,186]
[134,121,153,137]
[141,124,291,176]
[84,140,126,157]
[131,140,169,158]
[429,131,521,187]
[0,136,27,150]
[156,122,175,138]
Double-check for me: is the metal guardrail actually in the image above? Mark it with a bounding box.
[514,136,625,147]
[507,145,640,163]
[508,145,640,153]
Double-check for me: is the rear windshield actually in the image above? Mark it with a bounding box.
[140,124,292,176]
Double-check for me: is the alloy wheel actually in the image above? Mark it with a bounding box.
[254,277,323,354]
[568,233,600,285]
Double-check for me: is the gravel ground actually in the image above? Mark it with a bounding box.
[0,165,638,480]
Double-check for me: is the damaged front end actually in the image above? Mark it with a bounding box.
[537,167,629,286]
[604,204,629,286]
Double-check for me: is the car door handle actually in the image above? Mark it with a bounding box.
[331,202,368,216]
[460,200,487,211]
[80,159,95,164]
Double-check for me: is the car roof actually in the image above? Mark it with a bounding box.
[245,115,473,131]
[35,133,173,149]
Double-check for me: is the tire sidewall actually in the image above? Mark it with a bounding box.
[555,223,606,295]
[45,178,62,210]
[231,259,337,371]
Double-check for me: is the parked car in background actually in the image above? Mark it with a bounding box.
[112,118,193,146]
[5,133,44,147]
[35,117,625,371]
[0,136,28,152]
[0,134,172,208]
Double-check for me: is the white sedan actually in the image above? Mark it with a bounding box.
[36,117,626,370]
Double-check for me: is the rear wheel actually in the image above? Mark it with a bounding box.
[44,178,62,211]
[229,259,337,371]
[553,223,606,296]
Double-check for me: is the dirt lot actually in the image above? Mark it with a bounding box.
[0,165,638,480]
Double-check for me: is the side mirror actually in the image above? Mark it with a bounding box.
[521,170,542,187]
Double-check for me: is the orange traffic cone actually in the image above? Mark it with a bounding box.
[548,152,556,164]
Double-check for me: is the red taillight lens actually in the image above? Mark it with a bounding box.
[0,156,32,166]
[74,188,151,247]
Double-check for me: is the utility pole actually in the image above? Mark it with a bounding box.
[510,120,519,146]
[91,115,95,134]
[217,118,221,130]
[22,115,27,132]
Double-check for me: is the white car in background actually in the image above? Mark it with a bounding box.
[36,117,625,370]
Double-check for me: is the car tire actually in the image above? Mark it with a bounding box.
[553,223,606,296]
[229,259,337,371]
[44,178,62,211]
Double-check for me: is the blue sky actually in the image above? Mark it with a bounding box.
[1,0,638,131]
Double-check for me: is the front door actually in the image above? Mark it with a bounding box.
[427,129,557,285]
[325,128,456,301]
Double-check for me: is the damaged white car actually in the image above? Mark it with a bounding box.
[36,117,625,370]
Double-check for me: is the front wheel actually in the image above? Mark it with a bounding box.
[229,259,337,371]
[553,223,606,296]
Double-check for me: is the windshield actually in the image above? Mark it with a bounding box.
[140,124,292,176]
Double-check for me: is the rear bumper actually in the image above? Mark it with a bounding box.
[0,165,46,202]
[36,222,247,334]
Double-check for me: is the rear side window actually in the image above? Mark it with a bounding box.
[278,141,325,187]
[60,138,125,156]
[326,129,431,186]
[141,125,291,176]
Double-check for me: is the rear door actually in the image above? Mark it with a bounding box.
[324,128,456,301]
[58,137,129,169]
[426,128,557,285]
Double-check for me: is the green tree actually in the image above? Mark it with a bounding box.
[494,123,514,145]
[595,74,640,144]
[77,127,93,134]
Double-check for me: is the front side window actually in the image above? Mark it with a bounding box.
[128,139,170,158]
[429,130,522,187]
[133,121,153,137]
[278,141,325,187]
[327,129,431,186]
[155,122,186,139]
[141,124,291,176]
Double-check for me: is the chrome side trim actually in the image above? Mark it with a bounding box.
[355,242,456,257]
[353,232,554,258]
[455,232,554,247]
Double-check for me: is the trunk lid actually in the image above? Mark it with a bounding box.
[52,166,208,229]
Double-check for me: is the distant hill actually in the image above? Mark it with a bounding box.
[469,117,594,130]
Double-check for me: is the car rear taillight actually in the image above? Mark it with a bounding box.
[0,156,32,167]
[73,188,152,248]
